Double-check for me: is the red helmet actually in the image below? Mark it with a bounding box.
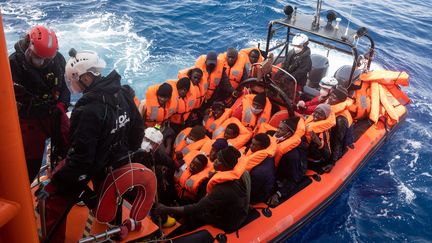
[28,25,58,59]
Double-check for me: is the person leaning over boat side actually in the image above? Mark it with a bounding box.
[327,85,354,168]
[281,33,312,88]
[155,146,251,232]
[37,49,144,243]
[212,117,253,149]
[9,25,70,182]
[256,117,307,207]
[305,103,336,173]
[297,76,339,115]
[232,93,272,130]
[202,102,232,134]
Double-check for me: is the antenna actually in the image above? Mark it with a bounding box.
[312,0,323,29]
[344,2,355,36]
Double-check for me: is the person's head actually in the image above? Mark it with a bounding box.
[313,103,331,121]
[319,76,338,98]
[141,127,163,152]
[206,51,218,71]
[210,138,228,161]
[327,85,348,105]
[252,93,267,115]
[249,49,260,64]
[226,47,238,67]
[211,102,225,119]
[24,25,58,68]
[224,123,240,140]
[65,49,106,93]
[176,77,191,98]
[187,125,207,144]
[275,116,299,141]
[189,154,208,175]
[291,33,309,54]
[188,68,203,85]
[214,146,241,171]
[250,133,271,153]
[156,83,173,106]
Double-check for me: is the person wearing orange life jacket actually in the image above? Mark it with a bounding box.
[166,78,197,132]
[141,82,177,127]
[194,51,226,104]
[297,76,339,115]
[232,93,272,130]
[178,67,208,109]
[240,48,263,78]
[155,146,251,232]
[212,117,253,149]
[305,103,336,173]
[174,151,212,203]
[259,117,307,207]
[327,85,354,165]
[173,125,209,167]
[202,102,231,134]
[243,133,277,203]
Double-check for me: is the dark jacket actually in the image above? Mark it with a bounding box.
[9,39,70,118]
[249,157,276,203]
[282,47,312,87]
[184,171,251,232]
[52,70,144,190]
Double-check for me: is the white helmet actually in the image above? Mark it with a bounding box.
[65,49,106,93]
[141,127,163,152]
[291,33,309,46]
[319,76,339,89]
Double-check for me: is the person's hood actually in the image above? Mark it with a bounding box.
[14,38,29,55]
[86,70,122,94]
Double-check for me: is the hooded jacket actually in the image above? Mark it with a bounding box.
[9,38,70,118]
[52,71,144,189]
[282,47,312,87]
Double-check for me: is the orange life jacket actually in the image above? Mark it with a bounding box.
[305,113,336,149]
[166,80,197,124]
[206,157,247,193]
[133,96,140,108]
[331,98,354,127]
[174,127,210,156]
[219,52,248,89]
[360,70,409,87]
[195,55,225,100]
[350,81,371,120]
[212,117,253,149]
[199,139,214,158]
[178,67,209,108]
[241,94,272,129]
[243,136,277,171]
[203,108,232,133]
[144,84,178,127]
[174,150,213,200]
[239,47,264,78]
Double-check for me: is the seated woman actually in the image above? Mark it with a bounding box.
[155,146,251,232]
[212,117,253,149]
[305,103,336,173]
[202,102,232,134]
[232,93,272,130]
[174,151,213,203]
[296,76,338,115]
[243,133,277,203]
[257,117,307,207]
[173,125,209,167]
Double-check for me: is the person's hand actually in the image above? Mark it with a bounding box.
[267,192,281,207]
[310,132,322,147]
[297,100,306,109]
[35,180,56,201]
[232,90,240,98]
[154,203,170,215]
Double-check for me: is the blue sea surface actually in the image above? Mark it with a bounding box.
[1,0,431,242]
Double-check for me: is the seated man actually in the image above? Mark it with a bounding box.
[281,33,312,88]
[140,82,177,127]
[220,47,249,90]
[173,125,209,166]
[212,117,253,149]
[240,47,263,78]
[174,151,212,202]
[327,85,353,164]
[202,102,232,134]
[232,93,272,130]
[297,76,338,115]
[155,146,251,232]
[244,133,277,203]
[257,117,307,207]
[305,103,336,173]
[200,138,229,163]
[178,67,208,109]
[167,78,197,132]
[194,51,225,104]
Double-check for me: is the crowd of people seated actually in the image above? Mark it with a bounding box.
[139,33,356,231]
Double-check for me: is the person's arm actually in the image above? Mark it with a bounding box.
[56,54,71,108]
[241,66,249,82]
[219,72,236,95]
